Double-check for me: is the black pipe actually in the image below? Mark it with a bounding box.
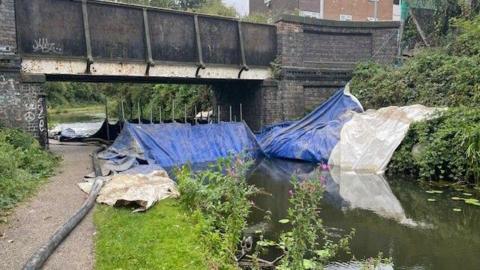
[22,146,105,270]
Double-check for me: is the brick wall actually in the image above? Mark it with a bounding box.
[0,72,48,146]
[255,15,400,127]
[324,0,393,21]
[277,15,399,67]
[214,15,399,130]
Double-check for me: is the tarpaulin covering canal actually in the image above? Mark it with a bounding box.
[98,121,261,171]
[96,87,437,173]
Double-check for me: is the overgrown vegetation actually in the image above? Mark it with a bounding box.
[0,129,58,213]
[350,10,480,185]
[388,108,480,185]
[175,157,256,269]
[277,175,355,270]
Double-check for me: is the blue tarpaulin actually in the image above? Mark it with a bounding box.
[99,122,261,171]
[257,88,363,163]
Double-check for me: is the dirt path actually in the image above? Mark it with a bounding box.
[0,143,97,270]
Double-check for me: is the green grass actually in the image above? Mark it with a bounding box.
[94,199,211,270]
[0,129,58,214]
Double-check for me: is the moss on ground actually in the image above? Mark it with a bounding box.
[94,199,211,270]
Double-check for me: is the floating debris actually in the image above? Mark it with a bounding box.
[427,198,437,202]
[426,190,443,194]
[453,208,462,212]
[464,198,480,206]
[278,219,290,224]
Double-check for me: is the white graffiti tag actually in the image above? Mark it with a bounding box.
[24,111,35,122]
[32,38,63,55]
[0,75,16,90]
[37,98,46,132]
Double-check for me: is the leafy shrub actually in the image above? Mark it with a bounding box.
[0,129,58,211]
[351,14,480,110]
[175,157,256,269]
[449,15,480,56]
[388,107,480,185]
[350,52,480,109]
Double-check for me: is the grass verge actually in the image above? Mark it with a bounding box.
[0,128,59,215]
[94,199,210,270]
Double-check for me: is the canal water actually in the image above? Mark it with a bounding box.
[52,111,480,269]
[247,158,480,270]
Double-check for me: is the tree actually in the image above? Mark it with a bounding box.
[196,0,237,17]
[116,0,177,8]
[176,0,206,10]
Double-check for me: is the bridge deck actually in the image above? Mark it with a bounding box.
[15,0,277,80]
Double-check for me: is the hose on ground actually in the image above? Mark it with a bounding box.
[22,146,105,270]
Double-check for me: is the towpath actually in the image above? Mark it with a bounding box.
[0,143,96,270]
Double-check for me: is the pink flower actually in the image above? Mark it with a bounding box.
[321,163,330,171]
[288,190,294,197]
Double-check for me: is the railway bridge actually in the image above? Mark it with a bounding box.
[0,0,400,146]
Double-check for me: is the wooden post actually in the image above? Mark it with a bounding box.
[409,9,430,47]
[138,101,141,124]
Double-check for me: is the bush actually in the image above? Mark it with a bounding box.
[0,129,58,211]
[350,52,480,109]
[175,157,256,269]
[276,173,354,270]
[388,107,480,185]
[449,15,480,56]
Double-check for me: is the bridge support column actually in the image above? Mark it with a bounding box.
[0,59,48,147]
[1,0,48,147]
[0,69,49,147]
[212,79,318,132]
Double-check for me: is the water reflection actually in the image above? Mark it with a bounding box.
[248,158,414,225]
[328,168,417,226]
[247,158,480,270]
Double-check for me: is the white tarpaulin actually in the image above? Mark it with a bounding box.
[328,105,438,174]
[79,170,179,211]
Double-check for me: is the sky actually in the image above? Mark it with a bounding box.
[222,0,249,16]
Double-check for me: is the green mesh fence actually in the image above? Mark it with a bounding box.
[401,0,438,21]
[408,0,438,9]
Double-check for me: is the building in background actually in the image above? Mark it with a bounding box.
[250,0,401,21]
